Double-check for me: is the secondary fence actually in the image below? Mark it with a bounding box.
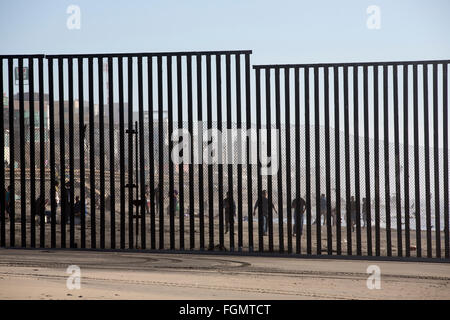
[0,52,449,260]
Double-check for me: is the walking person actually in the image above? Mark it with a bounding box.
[223,191,236,234]
[253,190,277,236]
[291,196,306,237]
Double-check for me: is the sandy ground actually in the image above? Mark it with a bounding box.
[0,248,449,300]
[4,212,448,259]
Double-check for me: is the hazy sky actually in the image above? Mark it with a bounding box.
[1,0,449,64]
[1,1,449,147]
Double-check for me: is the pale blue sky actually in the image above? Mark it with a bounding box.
[1,0,449,147]
[1,0,449,64]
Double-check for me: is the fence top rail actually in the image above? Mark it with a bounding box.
[0,54,46,59]
[253,59,450,69]
[39,50,252,59]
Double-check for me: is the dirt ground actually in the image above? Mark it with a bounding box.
[3,213,448,258]
[0,248,449,300]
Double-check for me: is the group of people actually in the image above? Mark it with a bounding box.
[2,181,84,224]
[2,179,368,233]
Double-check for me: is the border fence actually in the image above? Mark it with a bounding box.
[0,51,449,261]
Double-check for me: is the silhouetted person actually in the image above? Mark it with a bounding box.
[291,196,306,236]
[223,191,236,234]
[362,197,368,228]
[167,190,179,217]
[253,190,277,236]
[154,184,161,214]
[348,196,357,232]
[5,186,11,219]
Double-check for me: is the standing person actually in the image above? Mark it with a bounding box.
[5,186,11,219]
[313,193,327,226]
[291,196,306,237]
[362,197,368,228]
[144,185,150,215]
[63,181,71,224]
[73,196,81,225]
[154,184,161,214]
[223,191,236,234]
[253,190,277,236]
[348,196,357,232]
[167,190,179,217]
[34,195,46,223]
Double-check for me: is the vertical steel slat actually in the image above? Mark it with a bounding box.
[38,57,45,248]
[265,68,274,252]
[275,68,284,253]
[48,58,56,248]
[255,68,263,252]
[403,64,410,257]
[167,55,175,250]
[383,65,392,257]
[37,58,46,247]
[353,66,362,256]
[0,59,4,247]
[187,55,195,250]
[393,65,403,256]
[294,67,301,254]
[443,63,449,259]
[78,57,86,249]
[108,56,116,249]
[138,55,146,249]
[8,58,15,247]
[68,58,75,248]
[157,55,164,250]
[88,57,96,249]
[147,56,155,250]
[343,66,352,255]
[29,58,36,248]
[432,63,441,258]
[245,54,253,252]
[324,66,332,255]
[413,64,422,257]
[284,67,293,254]
[225,54,234,251]
[19,58,26,247]
[305,67,312,255]
[118,57,126,249]
[134,121,139,249]
[177,55,185,250]
[235,54,243,252]
[374,66,381,256]
[197,54,205,251]
[58,58,66,248]
[423,64,432,258]
[206,55,213,250]
[127,57,134,249]
[216,54,225,249]
[314,66,321,255]
[98,57,105,249]
[334,66,342,255]
[363,65,372,256]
